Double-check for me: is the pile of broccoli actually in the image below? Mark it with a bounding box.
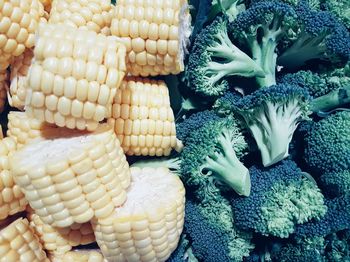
[134,0,350,261]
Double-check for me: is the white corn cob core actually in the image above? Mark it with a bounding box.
[50,249,107,262]
[10,124,130,228]
[0,70,8,113]
[93,166,185,262]
[28,210,95,256]
[111,0,191,76]
[108,77,177,156]
[26,23,127,131]
[0,217,48,261]
[49,0,114,35]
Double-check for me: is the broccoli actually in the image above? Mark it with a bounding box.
[231,1,298,88]
[278,2,350,69]
[228,84,310,167]
[231,160,327,238]
[180,112,251,200]
[324,229,350,262]
[211,0,246,22]
[167,234,199,262]
[319,170,350,199]
[322,0,350,30]
[212,90,243,116]
[184,197,254,262]
[304,111,350,174]
[187,16,264,98]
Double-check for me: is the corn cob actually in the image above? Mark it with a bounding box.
[0,0,45,69]
[111,0,191,76]
[49,0,114,35]
[49,249,106,262]
[8,49,33,110]
[10,124,130,228]
[0,70,8,113]
[26,23,127,131]
[0,217,48,261]
[7,111,58,148]
[28,209,95,256]
[108,77,177,156]
[92,166,185,262]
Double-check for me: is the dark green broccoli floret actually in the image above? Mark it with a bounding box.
[229,84,310,167]
[319,170,350,199]
[212,90,243,116]
[187,16,264,98]
[232,1,298,88]
[184,197,254,262]
[167,234,199,262]
[322,0,350,30]
[231,160,327,238]
[180,113,251,200]
[325,229,350,262]
[304,111,350,174]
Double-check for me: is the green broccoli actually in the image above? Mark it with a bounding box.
[211,0,246,22]
[325,229,350,262]
[319,170,350,199]
[322,0,350,30]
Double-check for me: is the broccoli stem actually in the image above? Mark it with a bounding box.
[310,86,350,113]
[201,131,251,196]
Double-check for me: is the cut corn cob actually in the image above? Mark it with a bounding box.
[92,166,185,262]
[49,0,114,35]
[0,217,48,261]
[8,49,33,110]
[108,77,177,156]
[26,23,127,131]
[111,0,191,76]
[0,70,8,113]
[7,111,58,148]
[28,209,95,256]
[0,0,45,69]
[10,124,130,228]
[49,249,106,262]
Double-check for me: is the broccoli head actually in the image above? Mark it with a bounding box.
[322,0,350,30]
[187,15,264,98]
[231,160,327,238]
[230,84,310,167]
[319,170,350,199]
[304,111,350,174]
[325,229,350,262]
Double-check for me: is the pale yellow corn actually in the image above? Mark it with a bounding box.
[0,0,45,69]
[10,124,130,228]
[92,167,185,262]
[0,70,8,113]
[111,0,191,76]
[0,217,48,261]
[26,23,127,131]
[49,0,114,35]
[108,77,177,157]
[7,111,58,148]
[49,249,107,262]
[8,49,33,110]
[28,209,95,256]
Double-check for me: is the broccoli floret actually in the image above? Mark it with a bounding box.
[187,16,264,98]
[230,84,310,167]
[212,90,243,116]
[231,160,327,238]
[184,197,254,262]
[278,2,350,69]
[180,113,251,200]
[319,170,350,199]
[325,229,350,262]
[232,1,298,88]
[167,234,199,262]
[304,111,350,174]
[322,0,350,30]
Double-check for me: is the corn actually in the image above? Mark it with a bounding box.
[8,49,33,110]
[111,0,191,76]
[10,124,130,228]
[49,0,114,35]
[108,77,177,157]
[40,0,52,13]
[7,111,58,148]
[0,217,48,261]
[26,23,127,131]
[49,249,106,262]
[92,166,185,262]
[28,209,95,256]
[0,70,8,113]
[0,0,45,69]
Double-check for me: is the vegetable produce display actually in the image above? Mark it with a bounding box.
[0,0,349,261]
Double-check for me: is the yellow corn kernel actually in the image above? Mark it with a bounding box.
[9,124,130,228]
[28,209,95,257]
[92,166,185,262]
[108,77,177,157]
[0,217,48,261]
[111,0,191,76]
[26,23,127,131]
[0,70,8,113]
[49,249,106,262]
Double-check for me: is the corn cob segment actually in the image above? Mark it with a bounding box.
[0,70,8,113]
[49,249,107,262]
[49,0,114,35]
[26,23,127,131]
[10,124,130,228]
[111,0,191,76]
[108,77,177,156]
[0,217,48,261]
[28,209,95,256]
[92,166,185,262]
[8,49,34,110]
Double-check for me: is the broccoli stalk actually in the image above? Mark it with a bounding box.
[310,85,350,113]
[211,0,246,22]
